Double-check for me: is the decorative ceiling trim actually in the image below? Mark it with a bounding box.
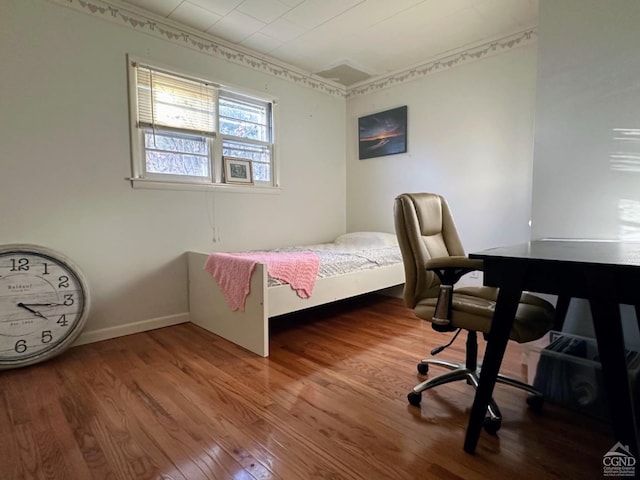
[48,0,536,100]
[346,28,538,99]
[47,0,347,98]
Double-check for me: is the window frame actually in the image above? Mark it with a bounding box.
[127,55,279,191]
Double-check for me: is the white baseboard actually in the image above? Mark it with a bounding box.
[73,312,190,346]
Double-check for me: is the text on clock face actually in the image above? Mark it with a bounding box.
[7,284,33,291]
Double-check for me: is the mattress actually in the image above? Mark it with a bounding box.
[266,232,402,286]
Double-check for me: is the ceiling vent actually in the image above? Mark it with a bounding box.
[315,63,373,86]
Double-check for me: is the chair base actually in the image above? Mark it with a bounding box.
[408,358,544,434]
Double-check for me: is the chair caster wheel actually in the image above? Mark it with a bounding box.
[483,417,501,435]
[417,363,429,375]
[526,394,544,411]
[408,391,422,406]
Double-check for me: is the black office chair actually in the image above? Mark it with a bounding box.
[394,192,556,433]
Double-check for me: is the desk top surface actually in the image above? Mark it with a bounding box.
[470,239,640,268]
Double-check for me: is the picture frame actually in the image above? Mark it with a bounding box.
[223,157,253,185]
[358,105,407,160]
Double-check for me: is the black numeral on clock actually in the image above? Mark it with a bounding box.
[41,331,52,344]
[63,294,74,306]
[58,276,69,288]
[10,258,29,271]
[57,315,68,327]
[43,262,50,275]
[15,340,27,353]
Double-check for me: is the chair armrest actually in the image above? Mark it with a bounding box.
[426,256,483,273]
[427,256,484,330]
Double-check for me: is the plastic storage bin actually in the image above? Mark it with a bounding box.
[522,333,553,385]
[533,331,640,421]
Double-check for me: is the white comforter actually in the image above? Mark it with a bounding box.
[266,231,403,285]
[272,244,402,280]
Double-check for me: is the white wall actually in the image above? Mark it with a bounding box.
[531,0,640,241]
[346,44,538,258]
[0,0,346,340]
[532,0,640,348]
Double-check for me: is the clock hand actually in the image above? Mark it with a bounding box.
[16,302,48,319]
[19,303,63,307]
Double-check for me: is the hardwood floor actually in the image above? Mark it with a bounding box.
[0,295,615,479]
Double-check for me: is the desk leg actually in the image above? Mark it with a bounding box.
[586,268,638,458]
[464,282,522,454]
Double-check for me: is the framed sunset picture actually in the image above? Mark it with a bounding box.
[358,106,407,159]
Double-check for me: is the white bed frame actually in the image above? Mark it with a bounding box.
[187,251,405,357]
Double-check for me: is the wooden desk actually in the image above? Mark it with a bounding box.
[466,240,640,456]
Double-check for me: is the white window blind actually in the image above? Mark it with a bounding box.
[135,65,217,137]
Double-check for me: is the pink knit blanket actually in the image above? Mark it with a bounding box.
[204,251,320,311]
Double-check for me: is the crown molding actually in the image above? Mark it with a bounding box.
[347,28,538,99]
[47,0,347,98]
[48,0,536,100]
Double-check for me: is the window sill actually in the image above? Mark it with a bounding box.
[128,177,281,194]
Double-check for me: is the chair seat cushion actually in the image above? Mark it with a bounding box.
[414,286,555,343]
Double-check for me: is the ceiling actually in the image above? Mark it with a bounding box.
[118,0,538,86]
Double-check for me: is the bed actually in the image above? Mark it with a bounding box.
[187,232,406,356]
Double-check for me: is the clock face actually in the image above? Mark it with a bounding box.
[0,246,89,369]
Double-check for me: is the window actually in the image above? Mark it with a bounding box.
[220,92,272,182]
[128,57,276,188]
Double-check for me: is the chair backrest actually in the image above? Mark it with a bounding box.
[394,193,466,308]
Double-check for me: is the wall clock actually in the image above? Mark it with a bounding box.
[0,244,90,369]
